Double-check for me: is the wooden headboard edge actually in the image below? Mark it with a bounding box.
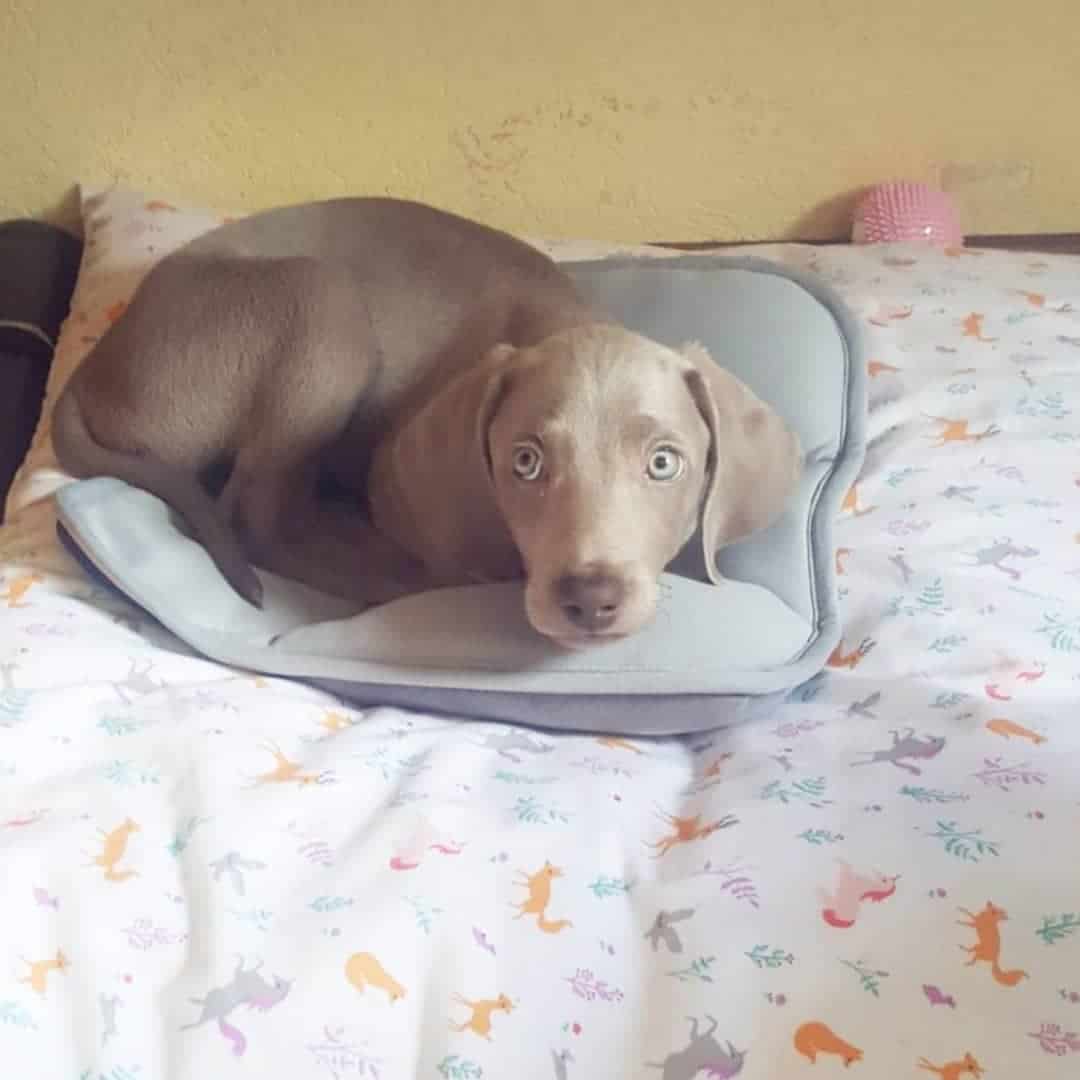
[655,233,1080,256]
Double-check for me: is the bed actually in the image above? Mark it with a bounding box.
[2,185,1079,1079]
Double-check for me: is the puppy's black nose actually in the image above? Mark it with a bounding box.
[555,570,625,632]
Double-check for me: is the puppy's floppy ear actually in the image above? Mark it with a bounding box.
[680,341,802,584]
[475,343,518,478]
[367,343,521,583]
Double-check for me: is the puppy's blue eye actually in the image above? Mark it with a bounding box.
[647,447,683,481]
[512,444,543,481]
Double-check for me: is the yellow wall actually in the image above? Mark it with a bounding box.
[3,0,1077,242]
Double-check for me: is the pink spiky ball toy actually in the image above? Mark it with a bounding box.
[852,181,963,247]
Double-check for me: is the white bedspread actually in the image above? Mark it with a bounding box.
[2,240,1079,1079]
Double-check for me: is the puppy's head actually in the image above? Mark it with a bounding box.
[368,322,801,649]
[482,325,802,648]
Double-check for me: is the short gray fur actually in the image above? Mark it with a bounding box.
[54,254,867,735]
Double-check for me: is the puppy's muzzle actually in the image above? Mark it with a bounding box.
[553,567,627,634]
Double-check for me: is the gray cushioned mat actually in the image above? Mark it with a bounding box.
[54,254,867,735]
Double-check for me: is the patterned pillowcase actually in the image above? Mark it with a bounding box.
[4,183,677,517]
[6,185,234,515]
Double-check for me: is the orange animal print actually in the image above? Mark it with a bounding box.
[230,673,270,689]
[961,313,997,341]
[450,992,514,1040]
[18,949,69,996]
[344,952,406,1003]
[596,735,644,754]
[646,809,737,858]
[918,1052,984,1080]
[958,902,1028,987]
[841,485,876,517]
[869,305,913,327]
[512,862,573,933]
[793,1021,863,1066]
[1014,290,1046,308]
[835,547,852,575]
[827,637,876,671]
[89,818,140,882]
[867,359,901,377]
[1,571,43,607]
[985,717,1046,745]
[319,710,355,735]
[924,416,1001,447]
[251,742,326,787]
[701,752,735,780]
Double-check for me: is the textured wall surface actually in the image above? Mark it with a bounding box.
[2,0,1077,241]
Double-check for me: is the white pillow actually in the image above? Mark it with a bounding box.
[6,185,233,515]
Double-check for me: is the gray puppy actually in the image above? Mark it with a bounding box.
[53,198,800,647]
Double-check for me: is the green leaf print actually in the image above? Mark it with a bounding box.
[166,816,209,857]
[927,635,967,654]
[745,945,794,970]
[667,955,717,983]
[359,746,430,781]
[491,769,555,785]
[0,1000,36,1029]
[0,689,30,726]
[760,777,832,808]
[587,876,634,899]
[796,829,844,845]
[1016,391,1070,419]
[437,1055,483,1079]
[884,579,950,619]
[310,896,355,913]
[886,467,928,488]
[841,959,890,997]
[1037,612,1080,653]
[226,907,273,932]
[512,795,570,825]
[406,896,444,935]
[931,691,969,709]
[96,714,141,736]
[918,579,945,611]
[927,820,1000,862]
[101,759,160,786]
[1037,914,1080,945]
[898,785,969,804]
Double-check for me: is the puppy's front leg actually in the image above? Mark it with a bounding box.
[264,496,432,607]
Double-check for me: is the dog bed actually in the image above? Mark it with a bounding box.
[53,253,866,734]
